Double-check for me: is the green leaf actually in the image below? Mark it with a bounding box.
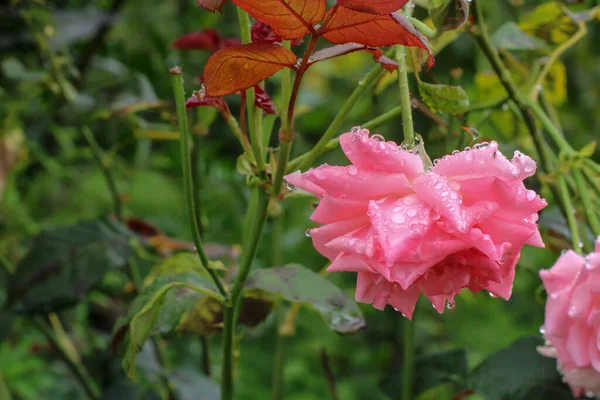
[0,372,11,400]
[1,58,46,82]
[8,219,133,314]
[469,336,571,400]
[170,369,220,400]
[429,0,469,33]
[383,349,468,398]
[119,271,224,380]
[519,2,581,47]
[492,22,549,51]
[418,82,470,114]
[246,264,365,334]
[101,380,161,400]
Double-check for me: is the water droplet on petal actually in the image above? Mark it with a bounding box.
[526,190,536,201]
[539,326,546,335]
[371,134,385,142]
[407,208,417,217]
[286,182,295,191]
[391,212,406,224]
[489,292,497,298]
[446,301,455,310]
[305,229,312,238]
[347,165,358,175]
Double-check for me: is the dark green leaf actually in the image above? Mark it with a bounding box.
[119,271,224,380]
[429,0,469,33]
[418,82,470,114]
[469,336,571,400]
[246,264,365,334]
[170,369,220,400]
[101,380,161,400]
[8,219,133,314]
[383,349,468,398]
[492,22,548,51]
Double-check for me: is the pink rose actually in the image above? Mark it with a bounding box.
[538,238,600,398]
[285,127,546,318]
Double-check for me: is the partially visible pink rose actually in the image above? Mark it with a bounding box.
[285,127,546,318]
[538,238,600,398]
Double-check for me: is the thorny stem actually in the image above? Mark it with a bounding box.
[221,187,270,400]
[238,9,266,173]
[273,37,317,195]
[33,316,101,400]
[80,126,123,220]
[170,69,229,299]
[396,2,415,146]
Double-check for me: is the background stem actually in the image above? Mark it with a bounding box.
[402,317,415,400]
[170,69,228,299]
[80,126,122,220]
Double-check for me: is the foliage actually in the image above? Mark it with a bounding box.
[1,0,600,399]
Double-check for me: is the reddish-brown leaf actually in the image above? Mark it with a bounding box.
[254,85,277,114]
[251,21,304,46]
[204,43,297,96]
[173,29,241,52]
[337,0,409,15]
[197,0,226,12]
[308,43,398,71]
[231,0,327,40]
[185,87,231,115]
[321,7,433,60]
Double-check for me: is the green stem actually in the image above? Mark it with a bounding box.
[527,101,574,154]
[396,46,414,145]
[557,176,583,254]
[289,65,386,172]
[396,3,415,145]
[201,335,212,377]
[402,317,415,400]
[271,312,288,400]
[221,187,270,400]
[407,16,437,38]
[170,69,228,299]
[192,134,205,238]
[80,126,123,220]
[33,316,101,400]
[529,21,586,102]
[574,168,600,237]
[272,41,294,195]
[225,112,253,155]
[237,9,265,172]
[285,104,406,172]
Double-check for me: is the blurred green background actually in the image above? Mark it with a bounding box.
[1,0,599,399]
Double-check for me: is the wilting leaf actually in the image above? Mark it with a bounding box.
[491,22,548,51]
[172,29,241,52]
[519,2,582,47]
[469,337,571,400]
[418,82,469,114]
[232,0,327,40]
[204,43,297,97]
[177,289,273,335]
[383,349,468,398]
[197,0,226,12]
[254,85,277,114]
[337,0,409,15]
[246,264,365,334]
[185,87,230,115]
[309,43,399,71]
[429,0,469,33]
[120,272,224,380]
[8,219,133,314]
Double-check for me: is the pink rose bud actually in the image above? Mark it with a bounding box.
[285,127,547,319]
[538,238,600,398]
